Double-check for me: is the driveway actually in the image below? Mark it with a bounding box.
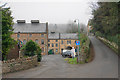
[3,36,118,78]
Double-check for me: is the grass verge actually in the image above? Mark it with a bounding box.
[64,57,78,64]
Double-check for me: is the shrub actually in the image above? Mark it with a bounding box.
[36,45,42,62]
[21,40,42,61]
[95,31,102,37]
[37,50,42,62]
[24,40,37,56]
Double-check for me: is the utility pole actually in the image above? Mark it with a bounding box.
[74,19,80,63]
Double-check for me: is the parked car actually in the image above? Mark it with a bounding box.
[62,50,74,58]
[48,49,54,55]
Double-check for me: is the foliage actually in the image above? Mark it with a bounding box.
[66,21,87,33]
[80,33,90,48]
[21,40,42,61]
[1,7,16,60]
[95,31,102,37]
[37,49,42,62]
[80,33,90,63]
[98,37,118,54]
[24,40,38,56]
[90,2,119,44]
[36,44,42,62]
[64,57,78,64]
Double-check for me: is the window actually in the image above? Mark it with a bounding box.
[56,44,58,47]
[35,39,38,44]
[41,34,44,37]
[29,34,32,37]
[69,40,71,44]
[75,41,76,43]
[17,34,20,38]
[61,40,63,44]
[52,43,54,47]
[42,47,44,52]
[67,40,71,44]
[41,39,44,44]
[56,40,58,42]
[48,44,50,47]
[67,40,69,44]
[23,39,26,44]
[48,40,50,42]
[56,49,58,52]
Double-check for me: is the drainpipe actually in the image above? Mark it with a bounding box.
[59,33,60,54]
[46,22,48,55]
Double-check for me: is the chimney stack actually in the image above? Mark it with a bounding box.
[17,20,25,23]
[31,20,39,23]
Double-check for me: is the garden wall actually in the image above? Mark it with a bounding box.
[2,55,38,74]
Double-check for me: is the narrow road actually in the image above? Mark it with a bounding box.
[3,36,118,78]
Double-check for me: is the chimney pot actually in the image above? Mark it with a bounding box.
[17,20,25,23]
[31,20,39,23]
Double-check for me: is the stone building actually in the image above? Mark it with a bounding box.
[11,20,48,55]
[48,33,78,54]
[11,20,79,55]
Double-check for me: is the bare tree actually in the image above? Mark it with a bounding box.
[79,23,87,34]
[66,23,78,33]
[66,21,87,34]
[89,2,99,11]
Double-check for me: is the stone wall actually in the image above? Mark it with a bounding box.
[2,55,38,74]
[98,36,118,49]
[98,36,118,54]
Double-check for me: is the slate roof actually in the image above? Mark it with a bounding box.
[48,24,69,33]
[13,23,46,33]
[60,33,78,39]
[48,33,59,39]
[48,33,78,39]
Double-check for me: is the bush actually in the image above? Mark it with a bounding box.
[80,33,90,63]
[24,40,37,56]
[37,50,42,62]
[21,40,38,57]
[105,34,119,45]
[95,31,102,37]
[21,40,42,61]
[36,45,42,62]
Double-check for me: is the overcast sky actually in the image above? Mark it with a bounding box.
[0,0,99,25]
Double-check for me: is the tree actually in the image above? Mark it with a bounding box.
[90,2,119,44]
[1,7,15,60]
[21,40,42,61]
[66,21,87,33]
[79,23,87,34]
[66,22,78,33]
[24,40,38,56]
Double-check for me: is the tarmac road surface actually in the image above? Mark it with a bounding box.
[3,36,118,78]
